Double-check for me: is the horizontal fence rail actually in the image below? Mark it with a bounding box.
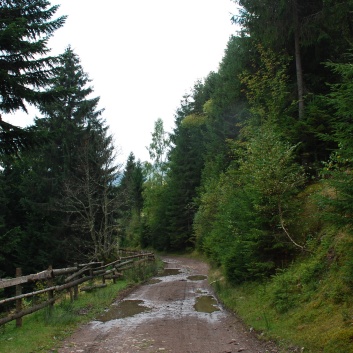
[0,249,155,327]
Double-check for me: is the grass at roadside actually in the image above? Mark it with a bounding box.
[210,240,353,353]
[204,183,353,353]
[0,280,129,353]
[0,260,161,353]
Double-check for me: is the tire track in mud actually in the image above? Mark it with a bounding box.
[57,256,278,353]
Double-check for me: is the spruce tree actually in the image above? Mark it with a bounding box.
[321,57,353,228]
[35,46,119,262]
[0,0,66,155]
[118,153,144,247]
[0,0,66,113]
[164,93,206,250]
[1,47,119,269]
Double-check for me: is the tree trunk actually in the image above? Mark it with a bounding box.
[293,0,305,120]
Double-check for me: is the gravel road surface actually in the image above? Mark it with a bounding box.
[56,256,278,353]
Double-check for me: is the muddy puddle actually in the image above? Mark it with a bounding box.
[148,278,162,285]
[195,289,208,294]
[187,275,207,281]
[97,300,150,322]
[194,296,220,313]
[158,268,181,277]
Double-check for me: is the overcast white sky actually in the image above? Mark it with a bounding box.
[5,0,238,164]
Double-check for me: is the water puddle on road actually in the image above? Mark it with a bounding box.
[97,300,150,322]
[158,268,181,277]
[187,275,207,281]
[148,278,162,285]
[194,296,220,313]
[195,289,208,294]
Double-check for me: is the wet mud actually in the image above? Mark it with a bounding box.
[97,300,150,322]
[147,278,162,285]
[57,256,276,353]
[194,295,220,313]
[187,274,207,281]
[157,268,181,277]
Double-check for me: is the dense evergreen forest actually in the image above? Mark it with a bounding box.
[2,0,353,335]
[2,0,353,350]
[140,0,353,285]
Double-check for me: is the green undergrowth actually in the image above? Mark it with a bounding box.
[0,260,160,353]
[210,184,353,353]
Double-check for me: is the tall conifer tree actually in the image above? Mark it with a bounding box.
[0,0,66,154]
[0,0,66,113]
[0,47,119,272]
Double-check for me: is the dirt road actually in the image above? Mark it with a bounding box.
[57,256,277,353]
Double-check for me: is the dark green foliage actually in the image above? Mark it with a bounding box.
[0,120,39,156]
[233,0,353,169]
[200,130,304,284]
[201,36,251,177]
[143,91,208,251]
[201,170,272,283]
[62,118,119,262]
[320,56,353,228]
[141,119,170,250]
[35,47,119,262]
[193,36,252,253]
[164,111,206,250]
[0,47,119,275]
[0,0,66,113]
[119,153,144,214]
[270,269,302,313]
[19,47,107,265]
[2,1,353,314]
[118,153,145,247]
[142,181,169,250]
[194,44,306,283]
[234,0,353,77]
[0,0,66,156]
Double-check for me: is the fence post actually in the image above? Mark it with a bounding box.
[73,262,79,301]
[15,268,22,328]
[47,265,54,308]
[102,261,106,285]
[89,264,93,279]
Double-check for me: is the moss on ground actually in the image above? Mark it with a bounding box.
[210,183,353,353]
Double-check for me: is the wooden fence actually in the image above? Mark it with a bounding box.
[0,249,155,327]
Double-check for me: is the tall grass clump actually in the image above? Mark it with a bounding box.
[124,259,160,283]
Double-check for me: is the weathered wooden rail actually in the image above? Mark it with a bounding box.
[0,249,155,327]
